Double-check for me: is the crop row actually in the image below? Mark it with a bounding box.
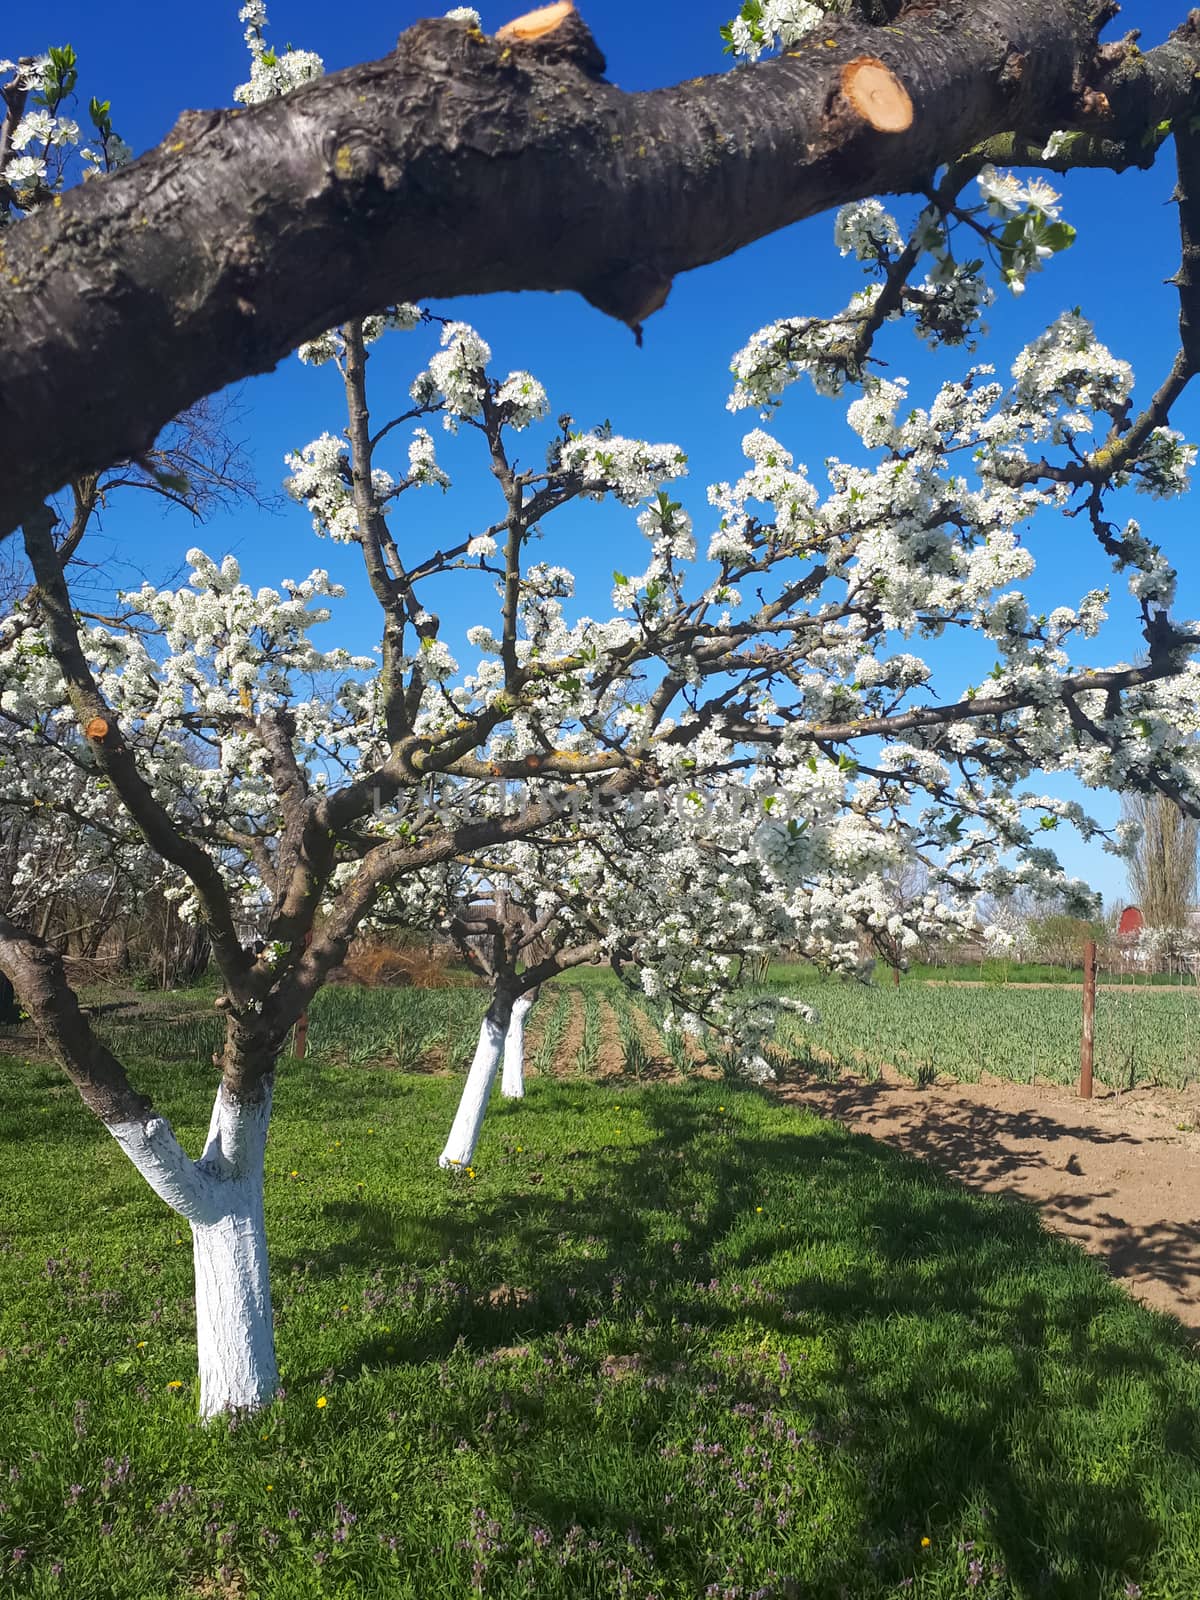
[14,976,1195,1094]
[773,979,1200,1091]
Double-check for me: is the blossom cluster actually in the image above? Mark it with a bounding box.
[233,2,323,106]
[722,0,828,61]
[1,45,131,223]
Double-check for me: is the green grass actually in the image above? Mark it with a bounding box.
[532,990,570,1078]
[1,1026,1198,1598]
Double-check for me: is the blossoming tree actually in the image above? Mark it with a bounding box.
[430,763,961,1170]
[4,3,1200,1419]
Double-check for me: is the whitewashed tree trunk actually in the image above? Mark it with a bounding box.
[105,1082,278,1419]
[190,1086,277,1418]
[501,993,536,1099]
[439,995,511,1170]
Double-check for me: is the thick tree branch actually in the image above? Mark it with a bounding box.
[0,914,151,1124]
[518,937,606,992]
[20,508,253,989]
[341,320,425,743]
[6,2,1200,534]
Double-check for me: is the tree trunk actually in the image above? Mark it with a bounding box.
[501,992,537,1099]
[0,915,280,1418]
[439,990,514,1170]
[107,1081,278,1418]
[191,1085,277,1417]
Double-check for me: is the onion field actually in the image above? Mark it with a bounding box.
[6,972,1198,1097]
[19,987,492,1074]
[775,978,1200,1092]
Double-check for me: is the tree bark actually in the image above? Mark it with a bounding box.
[501,992,537,1098]
[0,915,280,1417]
[107,1083,278,1418]
[0,914,151,1122]
[439,989,514,1169]
[20,509,255,991]
[5,1,1199,535]
[190,1086,278,1417]
[0,970,18,1025]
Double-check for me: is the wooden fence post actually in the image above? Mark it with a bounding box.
[1080,939,1096,1099]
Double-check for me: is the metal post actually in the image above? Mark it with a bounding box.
[1080,938,1096,1099]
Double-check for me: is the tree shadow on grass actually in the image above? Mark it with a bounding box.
[310,1082,1197,1595]
[779,1076,1200,1329]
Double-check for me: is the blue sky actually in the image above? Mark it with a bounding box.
[21,0,1200,905]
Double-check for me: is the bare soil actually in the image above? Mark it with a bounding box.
[594,997,627,1079]
[777,1067,1200,1335]
[543,987,585,1079]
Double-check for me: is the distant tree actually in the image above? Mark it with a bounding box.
[1030,912,1106,968]
[1124,791,1199,931]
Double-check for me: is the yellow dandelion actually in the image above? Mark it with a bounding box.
[756,1207,763,1214]
[266,1485,274,1492]
[167,1380,184,1390]
[718,1105,725,1112]
[516,1146,523,1153]
[920,1536,931,1548]
[341,1304,349,1312]
[290,1169,299,1178]
[136,1341,147,1349]
[316,1396,328,1409]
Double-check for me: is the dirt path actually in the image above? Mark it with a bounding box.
[544,987,585,1079]
[595,996,626,1078]
[777,1069,1200,1334]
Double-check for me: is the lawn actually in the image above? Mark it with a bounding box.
[1,1016,1198,1599]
